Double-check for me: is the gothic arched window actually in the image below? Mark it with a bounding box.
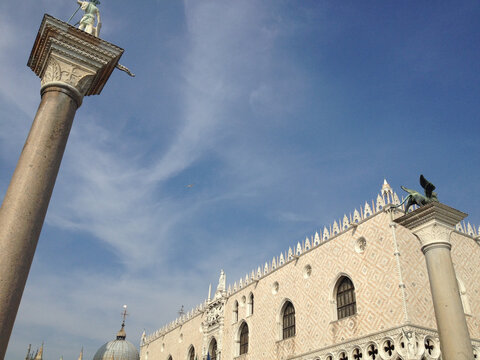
[239,323,249,355]
[188,346,195,360]
[209,338,217,360]
[336,276,356,319]
[233,300,239,322]
[248,293,254,316]
[167,357,172,360]
[282,302,296,339]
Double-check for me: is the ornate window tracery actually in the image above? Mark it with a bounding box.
[239,323,249,355]
[282,301,296,339]
[336,276,356,319]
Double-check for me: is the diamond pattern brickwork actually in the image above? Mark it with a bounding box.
[141,210,480,360]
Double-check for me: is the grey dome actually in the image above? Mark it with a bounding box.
[93,326,139,360]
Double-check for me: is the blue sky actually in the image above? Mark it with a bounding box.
[1,1,480,359]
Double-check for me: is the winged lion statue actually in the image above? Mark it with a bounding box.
[397,175,438,213]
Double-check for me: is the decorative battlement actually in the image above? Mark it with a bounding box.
[141,180,479,346]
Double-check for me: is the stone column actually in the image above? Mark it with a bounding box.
[0,15,124,360]
[395,202,474,360]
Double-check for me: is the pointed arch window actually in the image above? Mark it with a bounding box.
[188,346,195,360]
[282,302,296,339]
[336,276,356,319]
[209,338,217,360]
[167,357,173,360]
[248,293,254,316]
[239,323,249,355]
[233,300,239,322]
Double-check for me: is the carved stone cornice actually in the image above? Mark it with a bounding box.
[291,325,448,360]
[28,14,124,97]
[394,203,467,230]
[394,203,467,252]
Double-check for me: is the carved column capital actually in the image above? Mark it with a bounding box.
[394,202,467,253]
[40,55,96,107]
[28,14,124,103]
[413,221,453,254]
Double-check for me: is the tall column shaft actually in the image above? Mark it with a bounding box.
[396,203,474,360]
[0,14,123,359]
[422,241,473,359]
[0,84,79,360]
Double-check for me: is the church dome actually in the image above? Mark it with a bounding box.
[93,324,139,360]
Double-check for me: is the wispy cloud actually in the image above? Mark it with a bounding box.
[5,1,480,360]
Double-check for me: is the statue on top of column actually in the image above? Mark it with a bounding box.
[397,174,438,213]
[77,0,101,37]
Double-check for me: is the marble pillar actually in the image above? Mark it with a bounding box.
[395,202,474,360]
[0,15,124,360]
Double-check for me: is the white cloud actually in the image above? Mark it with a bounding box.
[3,1,328,360]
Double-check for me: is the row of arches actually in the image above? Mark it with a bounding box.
[233,276,356,326]
[232,292,254,322]
[231,277,356,357]
[232,276,357,332]
[167,339,217,360]
[166,276,357,359]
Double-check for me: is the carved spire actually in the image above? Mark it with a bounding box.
[77,347,83,360]
[34,344,43,360]
[332,220,340,235]
[25,344,33,360]
[305,236,311,250]
[323,226,329,241]
[364,201,372,217]
[381,179,394,204]
[296,242,302,255]
[467,222,475,236]
[141,330,146,346]
[376,194,385,211]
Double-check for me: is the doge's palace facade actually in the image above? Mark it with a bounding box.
[140,180,480,360]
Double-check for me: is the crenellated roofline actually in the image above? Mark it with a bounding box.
[141,179,479,346]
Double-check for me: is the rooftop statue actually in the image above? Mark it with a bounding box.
[75,0,101,37]
[67,1,135,76]
[397,174,438,213]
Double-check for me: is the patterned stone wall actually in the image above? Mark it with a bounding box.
[141,202,480,360]
[220,211,407,360]
[140,314,204,360]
